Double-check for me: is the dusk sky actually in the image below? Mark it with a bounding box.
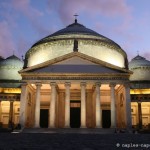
[0,0,150,61]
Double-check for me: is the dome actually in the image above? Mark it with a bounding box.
[0,55,23,80]
[24,19,127,68]
[129,55,150,81]
[129,55,150,69]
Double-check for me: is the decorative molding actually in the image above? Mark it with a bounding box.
[0,94,20,101]
[80,82,86,87]
[95,82,101,87]
[20,52,131,73]
[0,66,22,69]
[65,82,71,87]
[26,37,126,58]
[109,82,116,87]
[22,75,129,81]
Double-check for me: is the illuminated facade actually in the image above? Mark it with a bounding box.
[0,19,149,130]
[129,55,150,129]
[0,55,23,127]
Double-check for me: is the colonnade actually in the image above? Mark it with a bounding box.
[19,82,132,129]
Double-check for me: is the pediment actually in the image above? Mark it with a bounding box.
[19,52,130,74]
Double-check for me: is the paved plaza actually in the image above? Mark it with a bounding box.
[0,129,150,150]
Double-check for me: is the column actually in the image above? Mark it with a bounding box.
[95,83,102,128]
[9,101,14,126]
[110,83,116,128]
[124,83,132,130]
[80,82,86,128]
[65,82,71,128]
[49,82,56,128]
[0,101,2,123]
[34,83,42,128]
[19,83,28,128]
[138,102,142,129]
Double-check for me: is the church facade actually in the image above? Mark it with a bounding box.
[0,19,150,130]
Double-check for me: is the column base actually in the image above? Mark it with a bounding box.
[64,126,70,128]
[48,126,55,128]
[80,126,87,128]
[34,125,40,128]
[34,127,40,128]
[95,126,102,128]
[111,126,116,128]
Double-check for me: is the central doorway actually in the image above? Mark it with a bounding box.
[40,109,48,128]
[70,100,81,128]
[102,110,111,128]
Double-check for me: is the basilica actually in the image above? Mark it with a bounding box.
[0,19,150,130]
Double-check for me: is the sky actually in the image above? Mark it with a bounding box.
[0,0,150,61]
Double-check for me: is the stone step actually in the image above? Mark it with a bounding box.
[22,128,116,134]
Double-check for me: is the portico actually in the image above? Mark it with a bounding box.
[18,52,132,130]
[19,81,131,129]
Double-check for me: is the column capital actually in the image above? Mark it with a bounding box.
[80,82,86,87]
[124,82,130,88]
[36,82,42,87]
[21,83,28,87]
[50,82,57,87]
[109,83,116,88]
[65,82,71,87]
[95,82,101,87]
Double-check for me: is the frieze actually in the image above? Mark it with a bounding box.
[0,95,20,101]
[23,76,129,81]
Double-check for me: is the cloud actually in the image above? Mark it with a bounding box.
[12,0,43,18]
[11,0,49,36]
[143,52,150,61]
[0,21,16,58]
[47,0,131,25]
[0,0,49,57]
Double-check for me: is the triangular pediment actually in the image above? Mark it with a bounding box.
[19,52,131,74]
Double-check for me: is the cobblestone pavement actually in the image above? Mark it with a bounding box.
[0,132,150,150]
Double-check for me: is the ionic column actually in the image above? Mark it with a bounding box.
[95,83,102,128]
[138,102,142,129]
[80,82,86,128]
[19,83,28,128]
[124,83,132,130]
[9,101,14,125]
[34,83,42,128]
[49,82,57,128]
[110,83,116,128]
[65,82,71,128]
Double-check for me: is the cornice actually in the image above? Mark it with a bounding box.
[21,73,130,81]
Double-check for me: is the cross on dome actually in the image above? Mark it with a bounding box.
[74,13,78,23]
